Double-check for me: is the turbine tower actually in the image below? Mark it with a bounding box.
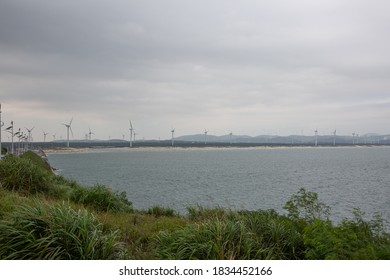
[171,128,175,147]
[26,127,34,150]
[333,130,337,146]
[26,127,34,142]
[88,127,94,142]
[314,129,318,147]
[5,121,14,154]
[352,132,356,145]
[62,118,73,147]
[229,131,233,145]
[204,129,208,145]
[43,131,49,143]
[129,120,134,148]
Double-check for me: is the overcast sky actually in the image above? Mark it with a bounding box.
[1,0,390,141]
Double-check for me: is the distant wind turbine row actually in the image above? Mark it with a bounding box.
[0,102,381,151]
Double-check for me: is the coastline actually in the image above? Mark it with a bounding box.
[42,144,387,154]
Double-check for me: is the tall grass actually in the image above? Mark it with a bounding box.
[156,216,260,260]
[155,209,305,260]
[70,184,133,213]
[0,202,127,259]
[0,155,52,194]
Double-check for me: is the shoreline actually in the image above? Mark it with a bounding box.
[42,144,388,154]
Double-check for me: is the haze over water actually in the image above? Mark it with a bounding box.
[48,147,390,226]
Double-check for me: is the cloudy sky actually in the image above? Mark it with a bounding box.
[1,0,390,141]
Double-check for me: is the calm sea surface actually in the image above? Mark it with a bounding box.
[47,147,390,225]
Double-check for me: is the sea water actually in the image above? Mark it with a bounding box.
[47,146,390,225]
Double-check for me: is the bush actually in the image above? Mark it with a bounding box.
[303,209,390,259]
[70,184,133,213]
[186,205,229,221]
[284,188,330,223]
[239,210,305,259]
[20,151,53,173]
[155,216,260,260]
[147,206,176,217]
[0,202,127,259]
[0,155,52,194]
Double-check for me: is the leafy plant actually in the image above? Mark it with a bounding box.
[0,202,127,259]
[0,155,52,194]
[284,188,330,223]
[239,210,305,259]
[70,184,133,213]
[155,216,261,260]
[147,206,176,217]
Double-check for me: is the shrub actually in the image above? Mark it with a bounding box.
[70,184,133,213]
[155,217,261,260]
[239,210,305,259]
[303,209,390,259]
[0,202,127,259]
[0,155,52,194]
[147,206,176,217]
[20,151,53,173]
[186,205,229,221]
[284,188,330,223]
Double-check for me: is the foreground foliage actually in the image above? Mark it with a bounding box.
[0,155,52,194]
[0,151,389,260]
[0,202,127,259]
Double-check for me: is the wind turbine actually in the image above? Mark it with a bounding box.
[52,133,56,141]
[229,131,233,145]
[5,121,14,154]
[314,129,318,147]
[171,128,175,147]
[62,118,73,147]
[26,127,34,150]
[204,129,208,145]
[88,127,94,142]
[333,130,337,146]
[26,127,34,142]
[352,132,356,145]
[43,131,49,143]
[129,120,134,148]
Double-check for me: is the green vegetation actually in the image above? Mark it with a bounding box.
[0,151,389,259]
[0,202,127,259]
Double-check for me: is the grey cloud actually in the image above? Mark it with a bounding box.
[1,0,390,139]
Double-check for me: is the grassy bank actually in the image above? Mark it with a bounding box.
[0,151,389,260]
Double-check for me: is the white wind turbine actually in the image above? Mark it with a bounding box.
[129,120,134,148]
[204,129,208,145]
[333,130,337,146]
[43,131,49,143]
[171,128,175,147]
[88,127,94,142]
[314,129,318,146]
[62,118,73,147]
[26,127,34,150]
[26,127,34,142]
[229,131,233,145]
